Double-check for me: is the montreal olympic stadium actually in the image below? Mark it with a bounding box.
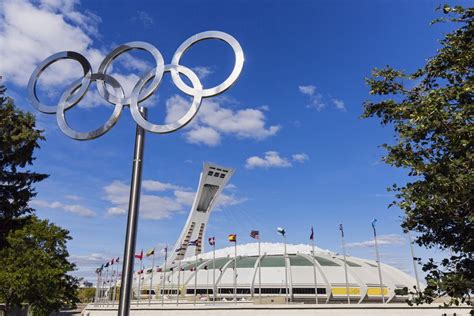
[128,163,418,304]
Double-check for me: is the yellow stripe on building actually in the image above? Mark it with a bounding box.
[331,287,361,295]
[367,287,389,296]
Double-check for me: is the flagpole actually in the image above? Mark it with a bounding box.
[340,225,350,304]
[104,267,109,305]
[407,231,421,290]
[311,236,319,304]
[206,266,209,301]
[161,247,167,307]
[233,239,237,303]
[176,260,181,306]
[372,221,385,303]
[194,250,198,306]
[113,260,119,306]
[137,259,143,306]
[149,252,155,305]
[95,270,101,306]
[212,242,216,303]
[283,235,289,304]
[258,237,262,301]
[107,265,112,306]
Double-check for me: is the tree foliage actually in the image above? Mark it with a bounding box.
[0,85,48,247]
[0,216,79,315]
[0,86,79,314]
[362,5,473,305]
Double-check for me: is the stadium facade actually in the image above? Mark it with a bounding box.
[128,162,418,304]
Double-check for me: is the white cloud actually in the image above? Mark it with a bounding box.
[346,234,406,248]
[192,66,213,80]
[104,179,245,220]
[65,194,82,201]
[332,98,347,112]
[245,151,292,169]
[298,85,316,96]
[298,84,346,112]
[0,0,104,88]
[165,95,280,146]
[131,10,154,28]
[142,180,186,192]
[31,199,96,217]
[186,126,221,146]
[292,153,309,163]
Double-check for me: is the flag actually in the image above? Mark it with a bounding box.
[250,230,259,240]
[96,268,101,274]
[208,236,215,246]
[175,247,184,253]
[189,239,199,246]
[228,234,237,242]
[116,257,119,263]
[161,246,168,260]
[339,223,344,237]
[310,226,314,241]
[277,227,286,236]
[146,248,155,257]
[156,267,162,272]
[135,250,144,260]
[105,262,110,268]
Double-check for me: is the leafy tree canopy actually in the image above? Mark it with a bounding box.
[0,216,79,315]
[362,5,473,306]
[0,85,48,247]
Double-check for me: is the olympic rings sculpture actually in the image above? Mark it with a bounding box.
[27,31,244,140]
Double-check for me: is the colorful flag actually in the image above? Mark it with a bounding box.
[208,236,215,246]
[339,224,344,237]
[310,226,314,241]
[189,239,199,246]
[277,227,286,236]
[250,230,260,240]
[135,249,144,260]
[146,248,155,257]
[228,234,237,242]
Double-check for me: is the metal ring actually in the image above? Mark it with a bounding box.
[28,51,92,114]
[56,73,125,140]
[130,64,202,134]
[170,31,244,98]
[96,41,164,105]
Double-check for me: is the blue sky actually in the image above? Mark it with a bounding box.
[1,0,469,282]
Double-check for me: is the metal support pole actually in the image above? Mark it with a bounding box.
[283,236,289,304]
[373,226,385,303]
[258,239,262,301]
[234,241,237,302]
[94,271,100,306]
[149,253,155,305]
[118,107,147,316]
[212,243,216,303]
[341,234,350,304]
[176,260,181,306]
[407,231,421,290]
[311,240,319,304]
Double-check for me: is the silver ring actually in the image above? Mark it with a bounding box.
[171,31,244,97]
[130,64,202,134]
[96,41,165,105]
[56,73,125,140]
[28,51,92,114]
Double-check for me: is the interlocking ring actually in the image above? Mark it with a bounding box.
[57,73,125,140]
[28,31,244,140]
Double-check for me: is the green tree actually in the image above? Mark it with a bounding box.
[0,86,79,314]
[0,216,79,315]
[362,5,473,305]
[0,84,48,247]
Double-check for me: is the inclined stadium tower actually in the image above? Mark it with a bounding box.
[132,163,418,303]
